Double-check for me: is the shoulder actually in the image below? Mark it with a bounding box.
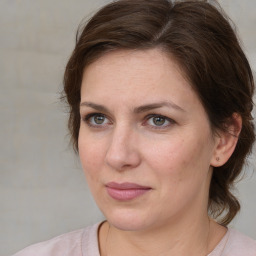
[12,223,101,256]
[223,228,256,256]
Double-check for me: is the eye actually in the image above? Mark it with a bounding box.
[92,115,106,125]
[144,114,174,129]
[83,113,111,127]
[151,116,166,126]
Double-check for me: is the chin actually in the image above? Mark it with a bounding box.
[102,207,156,232]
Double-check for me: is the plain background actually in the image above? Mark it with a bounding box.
[0,0,255,255]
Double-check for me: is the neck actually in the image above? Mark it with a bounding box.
[100,212,222,256]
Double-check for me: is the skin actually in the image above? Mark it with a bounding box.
[78,48,240,256]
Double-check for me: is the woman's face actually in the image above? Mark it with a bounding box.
[79,49,218,231]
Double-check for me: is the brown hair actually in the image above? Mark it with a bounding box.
[63,0,255,225]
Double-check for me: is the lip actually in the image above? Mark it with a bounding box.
[106,182,152,201]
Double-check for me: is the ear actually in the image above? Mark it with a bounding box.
[210,113,242,167]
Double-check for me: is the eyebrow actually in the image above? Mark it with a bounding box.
[134,101,185,113]
[80,102,109,113]
[80,101,185,113]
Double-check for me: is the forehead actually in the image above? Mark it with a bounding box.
[82,49,189,89]
[80,49,201,112]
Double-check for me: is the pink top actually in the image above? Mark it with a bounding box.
[13,223,256,256]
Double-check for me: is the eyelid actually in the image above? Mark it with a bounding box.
[82,112,112,127]
[143,114,175,129]
[83,112,106,120]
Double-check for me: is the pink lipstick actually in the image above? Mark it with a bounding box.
[106,182,151,201]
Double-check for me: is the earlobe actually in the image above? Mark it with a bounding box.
[211,113,242,167]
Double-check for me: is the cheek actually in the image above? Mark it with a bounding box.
[143,133,212,181]
[143,137,187,172]
[78,132,105,180]
[144,136,212,208]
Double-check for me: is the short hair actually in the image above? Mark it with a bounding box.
[63,0,255,225]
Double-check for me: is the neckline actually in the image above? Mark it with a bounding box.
[207,228,230,256]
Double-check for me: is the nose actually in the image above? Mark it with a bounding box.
[105,124,141,171]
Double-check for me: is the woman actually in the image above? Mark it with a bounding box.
[14,0,255,255]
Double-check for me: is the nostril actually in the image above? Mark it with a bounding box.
[105,127,141,170]
[105,143,141,171]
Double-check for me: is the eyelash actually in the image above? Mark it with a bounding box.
[143,114,175,129]
[82,113,175,129]
[83,113,111,128]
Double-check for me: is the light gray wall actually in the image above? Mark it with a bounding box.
[0,1,255,255]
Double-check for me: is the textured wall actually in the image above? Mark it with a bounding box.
[0,0,255,255]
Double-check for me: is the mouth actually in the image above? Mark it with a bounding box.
[105,182,152,201]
